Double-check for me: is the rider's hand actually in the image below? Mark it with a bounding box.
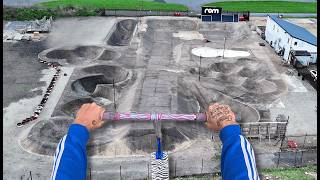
[205,103,237,131]
[74,103,105,131]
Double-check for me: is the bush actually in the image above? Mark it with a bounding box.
[4,7,57,21]
[3,6,102,20]
[74,8,99,16]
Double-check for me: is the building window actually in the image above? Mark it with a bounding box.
[294,42,297,46]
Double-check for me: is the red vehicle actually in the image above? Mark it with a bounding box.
[287,140,298,149]
[173,12,181,16]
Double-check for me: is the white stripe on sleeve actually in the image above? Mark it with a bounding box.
[51,135,67,180]
[50,137,63,178]
[240,135,253,180]
[251,147,260,180]
[245,138,257,180]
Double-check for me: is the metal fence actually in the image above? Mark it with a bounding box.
[280,134,317,151]
[239,121,288,142]
[83,150,316,179]
[104,9,197,17]
[21,142,316,179]
[272,149,317,168]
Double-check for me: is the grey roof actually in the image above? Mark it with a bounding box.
[269,15,317,46]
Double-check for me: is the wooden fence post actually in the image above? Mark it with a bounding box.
[201,158,203,174]
[277,152,280,167]
[29,171,32,180]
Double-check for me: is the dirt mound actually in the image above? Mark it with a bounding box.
[215,73,247,85]
[189,67,212,77]
[177,85,200,113]
[242,79,264,93]
[210,62,238,74]
[125,126,189,153]
[97,50,120,61]
[61,98,94,117]
[21,118,204,156]
[20,117,73,155]
[147,19,197,31]
[60,98,114,117]
[108,19,137,46]
[238,67,256,78]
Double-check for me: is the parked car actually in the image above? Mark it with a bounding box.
[310,70,317,81]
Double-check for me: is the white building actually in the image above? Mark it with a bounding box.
[265,15,317,65]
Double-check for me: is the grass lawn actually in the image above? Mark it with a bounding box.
[203,1,317,13]
[261,165,317,180]
[173,165,317,180]
[36,0,189,11]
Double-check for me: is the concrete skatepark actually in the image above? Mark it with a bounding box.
[3,16,317,179]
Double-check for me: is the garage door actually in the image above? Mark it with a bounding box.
[222,15,234,22]
[201,15,212,22]
[212,14,222,22]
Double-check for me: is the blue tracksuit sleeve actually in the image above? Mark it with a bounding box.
[50,124,89,180]
[220,125,259,180]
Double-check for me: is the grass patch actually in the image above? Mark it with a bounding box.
[173,165,317,179]
[4,0,189,20]
[173,173,220,180]
[261,165,317,180]
[203,1,317,13]
[36,0,189,11]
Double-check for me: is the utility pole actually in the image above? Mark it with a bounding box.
[113,79,116,111]
[199,55,202,81]
[223,37,226,59]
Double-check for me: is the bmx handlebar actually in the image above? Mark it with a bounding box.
[102,112,207,121]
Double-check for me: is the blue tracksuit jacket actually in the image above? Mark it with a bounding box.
[51,124,89,180]
[51,124,258,180]
[220,125,259,180]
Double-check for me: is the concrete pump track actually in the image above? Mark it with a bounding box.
[16,17,288,179]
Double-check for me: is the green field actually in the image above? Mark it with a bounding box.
[173,165,317,180]
[36,0,189,11]
[204,1,317,13]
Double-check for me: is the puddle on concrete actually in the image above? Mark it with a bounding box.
[192,47,250,58]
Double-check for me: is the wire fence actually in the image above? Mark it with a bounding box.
[280,134,317,151]
[20,121,316,179]
[272,149,317,168]
[21,139,316,179]
[103,9,194,17]
[81,149,316,180]
[239,121,288,142]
